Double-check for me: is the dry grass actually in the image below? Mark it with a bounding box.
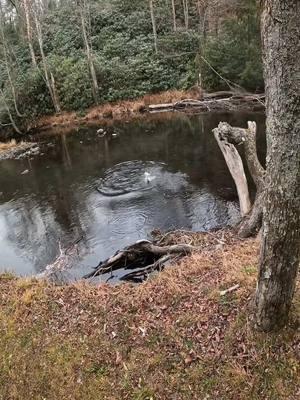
[142,89,192,105]
[0,140,36,159]
[0,139,18,151]
[0,232,299,400]
[34,89,200,131]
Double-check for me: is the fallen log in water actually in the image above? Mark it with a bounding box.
[147,93,265,113]
[84,239,198,282]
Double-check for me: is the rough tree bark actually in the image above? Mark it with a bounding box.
[255,0,300,332]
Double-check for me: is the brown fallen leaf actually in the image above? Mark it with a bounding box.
[184,354,193,365]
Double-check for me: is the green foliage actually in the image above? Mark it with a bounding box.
[42,9,83,57]
[0,0,264,132]
[16,68,53,119]
[48,56,94,111]
[201,1,264,92]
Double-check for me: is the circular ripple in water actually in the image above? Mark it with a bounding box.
[110,213,148,235]
[97,160,166,196]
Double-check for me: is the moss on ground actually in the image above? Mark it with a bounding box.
[0,235,299,400]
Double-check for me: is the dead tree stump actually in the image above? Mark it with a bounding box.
[213,121,265,238]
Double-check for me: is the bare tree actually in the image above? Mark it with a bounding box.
[149,0,158,54]
[255,0,300,332]
[171,0,177,31]
[33,5,61,113]
[182,0,189,30]
[0,88,22,134]
[77,0,99,104]
[6,0,61,113]
[0,4,23,117]
[21,0,37,66]
[196,0,208,38]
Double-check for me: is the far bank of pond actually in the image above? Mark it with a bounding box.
[32,90,265,133]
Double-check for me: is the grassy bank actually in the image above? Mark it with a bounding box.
[32,89,199,132]
[0,233,299,400]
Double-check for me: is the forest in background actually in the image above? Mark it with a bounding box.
[0,0,263,133]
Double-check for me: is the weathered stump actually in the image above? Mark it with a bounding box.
[213,121,265,238]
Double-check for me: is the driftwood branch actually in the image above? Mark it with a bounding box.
[213,121,266,238]
[84,240,198,282]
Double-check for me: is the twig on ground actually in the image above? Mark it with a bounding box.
[220,284,240,296]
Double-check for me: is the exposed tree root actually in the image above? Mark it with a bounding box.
[84,240,198,282]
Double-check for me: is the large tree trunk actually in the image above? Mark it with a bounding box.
[255,0,300,331]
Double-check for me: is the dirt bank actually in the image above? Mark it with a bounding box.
[0,231,298,400]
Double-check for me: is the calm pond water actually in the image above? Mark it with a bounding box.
[0,111,265,282]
